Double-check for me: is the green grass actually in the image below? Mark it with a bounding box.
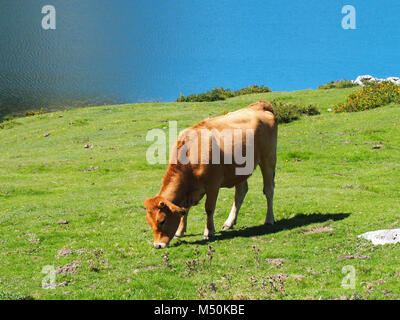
[1,87,400,300]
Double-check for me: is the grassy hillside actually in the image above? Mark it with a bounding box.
[1,87,400,300]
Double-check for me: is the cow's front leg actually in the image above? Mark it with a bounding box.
[174,214,187,238]
[203,190,219,240]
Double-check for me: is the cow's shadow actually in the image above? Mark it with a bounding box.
[171,212,350,247]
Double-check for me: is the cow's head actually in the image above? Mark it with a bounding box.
[144,196,186,249]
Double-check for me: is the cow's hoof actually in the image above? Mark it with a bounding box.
[174,233,184,239]
[222,224,232,231]
[203,234,215,240]
[264,221,274,226]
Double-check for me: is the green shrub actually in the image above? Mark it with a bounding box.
[176,85,271,102]
[25,108,44,117]
[333,81,400,113]
[0,119,21,130]
[233,85,272,96]
[318,80,357,90]
[272,100,320,123]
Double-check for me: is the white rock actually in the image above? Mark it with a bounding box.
[358,228,400,245]
[353,75,377,86]
[353,75,400,86]
[386,77,400,85]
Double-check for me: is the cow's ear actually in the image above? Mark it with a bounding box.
[158,201,167,209]
[158,199,186,217]
[144,198,153,209]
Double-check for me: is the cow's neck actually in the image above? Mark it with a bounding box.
[158,165,193,209]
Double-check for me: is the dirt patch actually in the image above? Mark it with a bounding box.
[306,267,320,275]
[75,248,92,254]
[292,274,306,283]
[337,254,371,260]
[26,233,40,245]
[28,238,40,245]
[304,226,334,234]
[341,184,362,189]
[56,261,82,274]
[57,248,73,257]
[56,281,69,287]
[56,248,102,258]
[267,273,289,294]
[84,166,99,172]
[265,258,286,268]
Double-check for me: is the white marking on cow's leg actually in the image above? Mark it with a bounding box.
[203,190,219,240]
[174,214,187,238]
[222,180,248,230]
[260,157,276,225]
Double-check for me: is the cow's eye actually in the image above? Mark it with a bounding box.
[159,219,166,227]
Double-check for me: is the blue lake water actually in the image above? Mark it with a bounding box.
[1,0,399,114]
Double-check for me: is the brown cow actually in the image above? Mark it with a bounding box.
[144,100,277,248]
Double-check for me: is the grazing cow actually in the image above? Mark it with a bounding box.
[144,100,277,248]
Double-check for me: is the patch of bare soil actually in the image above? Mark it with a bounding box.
[264,258,286,268]
[267,273,289,294]
[56,261,82,274]
[57,249,73,257]
[304,226,334,234]
[84,166,99,172]
[337,254,371,260]
[292,274,306,283]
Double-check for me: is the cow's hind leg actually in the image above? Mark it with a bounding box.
[222,180,248,230]
[203,189,219,240]
[260,157,276,225]
[174,214,188,238]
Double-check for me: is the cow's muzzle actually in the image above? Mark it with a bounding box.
[153,242,167,249]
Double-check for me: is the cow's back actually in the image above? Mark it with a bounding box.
[169,101,277,189]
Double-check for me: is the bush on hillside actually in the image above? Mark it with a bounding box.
[333,81,400,113]
[233,85,272,96]
[176,85,271,102]
[318,79,357,90]
[272,100,320,123]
